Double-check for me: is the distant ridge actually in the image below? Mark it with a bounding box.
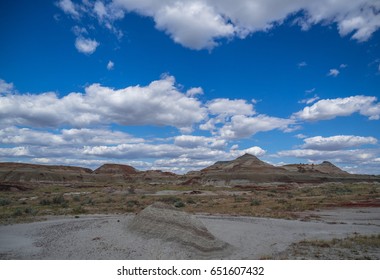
[282,161,348,175]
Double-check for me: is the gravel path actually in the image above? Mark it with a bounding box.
[0,208,379,259]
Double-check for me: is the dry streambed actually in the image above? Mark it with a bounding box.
[0,207,379,260]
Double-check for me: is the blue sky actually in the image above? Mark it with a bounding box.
[0,0,380,174]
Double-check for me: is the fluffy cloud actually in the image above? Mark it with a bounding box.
[186,87,203,97]
[75,0,380,50]
[60,128,144,145]
[277,148,377,164]
[0,79,14,94]
[107,60,114,70]
[0,127,66,146]
[0,126,139,147]
[0,75,206,131]
[219,115,295,139]
[207,98,255,116]
[0,147,31,157]
[243,146,266,157]
[75,37,100,54]
[302,135,378,150]
[174,135,226,150]
[293,95,380,121]
[154,1,235,50]
[57,0,80,18]
[83,143,222,160]
[113,0,235,50]
[327,69,340,77]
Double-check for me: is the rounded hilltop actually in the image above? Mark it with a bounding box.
[93,164,138,175]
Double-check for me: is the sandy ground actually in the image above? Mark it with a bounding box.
[0,207,379,260]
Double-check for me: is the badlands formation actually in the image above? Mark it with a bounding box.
[0,154,379,259]
[1,154,379,190]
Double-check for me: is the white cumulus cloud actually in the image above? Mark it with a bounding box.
[243,146,266,157]
[0,79,14,94]
[277,148,377,165]
[207,98,255,116]
[57,0,80,18]
[293,95,380,121]
[302,135,378,151]
[75,37,100,54]
[92,0,380,50]
[174,135,226,150]
[219,115,295,139]
[0,75,206,131]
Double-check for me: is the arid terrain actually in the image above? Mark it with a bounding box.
[0,154,379,259]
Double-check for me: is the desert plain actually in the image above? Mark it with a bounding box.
[0,154,379,259]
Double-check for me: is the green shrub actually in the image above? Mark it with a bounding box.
[39,199,52,205]
[234,195,245,202]
[52,195,66,205]
[24,207,38,215]
[250,199,261,206]
[12,208,23,217]
[174,201,185,208]
[186,198,196,204]
[0,198,11,206]
[127,200,139,207]
[72,206,86,214]
[82,197,94,205]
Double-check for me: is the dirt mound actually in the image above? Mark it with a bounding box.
[315,161,348,175]
[128,202,231,254]
[93,164,138,175]
[201,153,282,173]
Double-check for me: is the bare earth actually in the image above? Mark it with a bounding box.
[0,207,379,260]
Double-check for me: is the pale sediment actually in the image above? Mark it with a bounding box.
[128,202,232,254]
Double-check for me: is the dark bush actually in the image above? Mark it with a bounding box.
[52,195,66,205]
[174,201,185,208]
[39,199,52,206]
[0,198,11,206]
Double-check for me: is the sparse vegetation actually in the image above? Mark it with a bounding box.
[0,198,11,206]
[127,200,140,207]
[12,208,23,217]
[186,198,196,204]
[274,234,380,260]
[0,182,379,224]
[250,199,261,206]
[82,197,94,205]
[24,207,38,216]
[72,206,86,214]
[39,199,51,205]
[174,201,185,208]
[52,195,66,205]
